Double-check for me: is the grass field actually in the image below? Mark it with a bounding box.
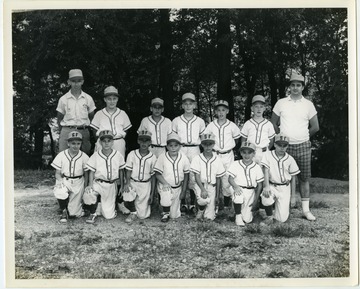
[13,170,350,279]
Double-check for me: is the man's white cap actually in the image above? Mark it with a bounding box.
[289,73,305,83]
[68,69,83,80]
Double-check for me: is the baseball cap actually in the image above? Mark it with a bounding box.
[200,133,215,144]
[274,134,289,145]
[99,130,114,140]
[138,130,152,141]
[289,73,305,83]
[67,131,83,141]
[151,98,164,107]
[104,86,119,97]
[214,100,229,108]
[167,132,181,144]
[68,69,83,80]
[252,95,266,104]
[240,141,256,152]
[182,92,196,102]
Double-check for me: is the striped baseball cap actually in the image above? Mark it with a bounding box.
[274,134,289,144]
[240,141,256,152]
[214,100,229,108]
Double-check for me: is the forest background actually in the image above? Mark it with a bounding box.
[12,8,348,180]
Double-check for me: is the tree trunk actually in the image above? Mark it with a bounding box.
[47,124,56,160]
[159,9,174,119]
[268,69,278,108]
[217,9,234,121]
[33,125,44,169]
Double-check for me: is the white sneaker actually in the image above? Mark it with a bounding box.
[125,213,137,223]
[196,210,204,220]
[235,214,245,226]
[118,202,130,215]
[303,211,316,221]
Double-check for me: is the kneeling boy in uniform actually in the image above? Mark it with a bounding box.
[228,142,264,226]
[83,130,125,224]
[190,133,226,221]
[260,134,300,224]
[154,132,190,222]
[122,131,157,223]
[51,131,89,223]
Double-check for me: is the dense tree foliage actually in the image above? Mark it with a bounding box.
[12,8,348,180]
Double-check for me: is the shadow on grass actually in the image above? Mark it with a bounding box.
[271,224,318,238]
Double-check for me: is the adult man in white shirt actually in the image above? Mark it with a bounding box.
[271,73,319,221]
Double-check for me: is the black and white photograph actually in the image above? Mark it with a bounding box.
[2,0,358,288]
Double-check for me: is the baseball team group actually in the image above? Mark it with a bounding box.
[51,68,319,226]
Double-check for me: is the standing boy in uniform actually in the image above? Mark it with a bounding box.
[83,130,125,224]
[137,98,172,158]
[56,69,96,155]
[228,142,264,226]
[271,73,319,220]
[260,134,300,224]
[90,86,132,158]
[122,131,157,223]
[172,92,206,215]
[240,95,276,165]
[205,100,241,216]
[190,133,226,221]
[51,131,89,223]
[154,132,190,222]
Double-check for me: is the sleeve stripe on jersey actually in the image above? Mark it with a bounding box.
[125,165,133,171]
[190,168,200,174]
[256,177,265,183]
[290,169,301,176]
[123,124,132,132]
[90,123,99,130]
[227,171,236,178]
[154,168,163,174]
[86,164,96,172]
[240,132,248,138]
[261,162,270,169]
[51,163,61,170]
[268,132,276,139]
[233,133,241,139]
[217,171,226,177]
[184,169,190,174]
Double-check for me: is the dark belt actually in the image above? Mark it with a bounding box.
[95,179,116,184]
[62,175,82,179]
[131,177,150,183]
[270,181,290,187]
[182,144,199,147]
[113,137,123,140]
[64,125,89,130]
[171,184,182,189]
[240,186,255,189]
[202,183,216,187]
[213,149,232,155]
[151,144,166,148]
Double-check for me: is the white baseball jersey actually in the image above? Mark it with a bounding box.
[172,115,206,145]
[190,153,226,185]
[227,160,264,187]
[154,152,190,187]
[261,151,300,184]
[86,149,126,181]
[126,149,157,182]
[240,118,275,148]
[91,108,132,139]
[137,116,172,146]
[51,149,89,177]
[51,149,89,217]
[205,119,241,152]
